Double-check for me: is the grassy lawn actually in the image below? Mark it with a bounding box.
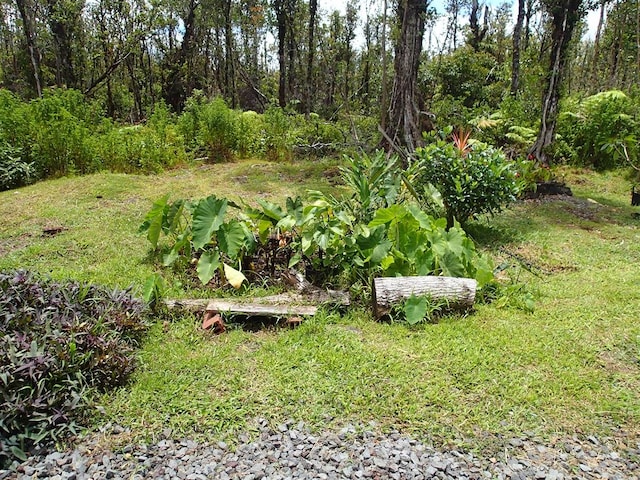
[1,161,639,449]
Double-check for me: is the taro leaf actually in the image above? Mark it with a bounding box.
[286,196,304,223]
[164,199,185,234]
[407,204,434,231]
[192,196,227,250]
[368,204,407,227]
[223,263,246,289]
[217,221,246,259]
[439,251,465,277]
[474,255,494,287]
[404,295,429,325]
[162,232,190,267]
[197,251,220,285]
[288,253,302,268]
[139,194,169,249]
[256,198,285,222]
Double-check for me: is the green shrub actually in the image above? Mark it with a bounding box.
[90,123,185,174]
[0,143,33,191]
[0,270,150,468]
[197,97,242,161]
[557,90,638,169]
[412,130,520,228]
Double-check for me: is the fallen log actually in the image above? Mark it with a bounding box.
[205,299,317,317]
[372,276,477,319]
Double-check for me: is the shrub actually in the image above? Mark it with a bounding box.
[0,143,33,191]
[557,90,638,169]
[0,270,150,468]
[197,97,242,161]
[412,130,520,228]
[90,123,185,174]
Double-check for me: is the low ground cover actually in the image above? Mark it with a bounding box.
[0,161,638,454]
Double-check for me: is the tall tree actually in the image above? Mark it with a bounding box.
[510,0,525,95]
[384,0,428,154]
[468,0,488,51]
[529,0,585,165]
[14,0,42,96]
[305,0,317,116]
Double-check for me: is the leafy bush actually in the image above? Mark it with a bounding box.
[0,270,150,468]
[412,130,520,228]
[90,123,185,174]
[0,143,33,191]
[141,152,495,291]
[557,90,638,169]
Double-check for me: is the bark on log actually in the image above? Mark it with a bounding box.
[372,276,477,319]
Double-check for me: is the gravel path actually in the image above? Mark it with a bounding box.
[2,421,639,480]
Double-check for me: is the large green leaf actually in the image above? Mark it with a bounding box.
[217,221,247,259]
[192,196,227,250]
[197,251,220,285]
[404,294,429,325]
[139,194,168,249]
[256,198,285,222]
[368,204,407,227]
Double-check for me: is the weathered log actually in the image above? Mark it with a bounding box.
[372,276,477,319]
[205,299,317,317]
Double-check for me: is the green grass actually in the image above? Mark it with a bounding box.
[2,162,639,450]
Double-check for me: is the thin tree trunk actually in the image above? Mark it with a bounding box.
[224,0,236,107]
[511,0,526,95]
[305,0,317,117]
[15,0,42,96]
[380,0,388,131]
[589,0,607,91]
[529,0,583,166]
[275,0,287,107]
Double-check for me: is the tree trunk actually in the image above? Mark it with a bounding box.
[529,0,584,166]
[380,0,389,131]
[46,0,79,88]
[305,0,317,117]
[468,0,488,51]
[589,0,607,91]
[372,276,477,319]
[275,0,287,108]
[511,0,526,95]
[384,0,427,155]
[224,0,236,107]
[15,0,42,96]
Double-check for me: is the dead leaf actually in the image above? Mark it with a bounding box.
[224,263,246,289]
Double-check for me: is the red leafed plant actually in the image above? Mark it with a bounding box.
[452,128,472,156]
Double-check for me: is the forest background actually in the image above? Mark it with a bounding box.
[0,0,639,187]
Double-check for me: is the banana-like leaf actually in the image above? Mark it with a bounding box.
[139,194,168,248]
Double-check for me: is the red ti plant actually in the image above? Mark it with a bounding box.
[452,128,472,157]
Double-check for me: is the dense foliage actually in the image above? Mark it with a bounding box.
[412,131,520,228]
[0,271,150,468]
[140,152,495,304]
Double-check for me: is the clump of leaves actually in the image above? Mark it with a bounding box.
[0,270,150,468]
[411,131,520,228]
[140,151,495,293]
[0,142,33,191]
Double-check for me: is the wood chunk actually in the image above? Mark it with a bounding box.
[372,276,477,319]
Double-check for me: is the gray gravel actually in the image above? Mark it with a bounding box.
[2,420,639,479]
